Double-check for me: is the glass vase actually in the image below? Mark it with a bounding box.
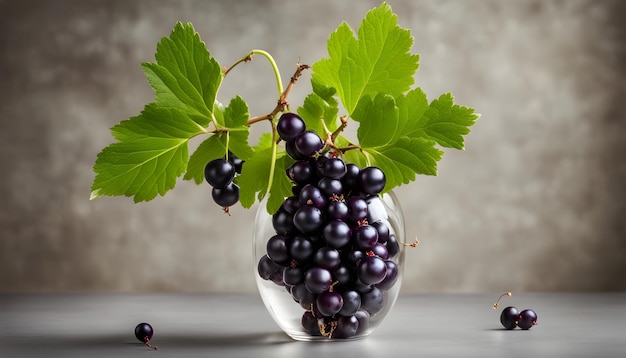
[253,191,406,341]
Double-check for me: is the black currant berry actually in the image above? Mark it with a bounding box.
[517,309,538,330]
[500,306,519,330]
[225,151,244,174]
[357,166,386,194]
[294,131,324,157]
[212,182,240,207]
[134,322,158,350]
[323,157,347,180]
[277,112,306,141]
[204,158,235,189]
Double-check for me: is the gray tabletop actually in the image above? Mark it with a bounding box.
[1,292,624,357]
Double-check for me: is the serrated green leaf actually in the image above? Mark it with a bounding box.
[396,87,429,135]
[222,96,254,161]
[142,22,222,126]
[111,103,205,141]
[311,2,419,115]
[344,137,443,191]
[91,107,204,202]
[183,96,254,184]
[183,135,224,184]
[406,92,479,150]
[297,92,340,137]
[266,156,294,214]
[352,93,400,148]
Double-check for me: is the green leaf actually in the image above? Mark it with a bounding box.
[183,96,254,184]
[266,156,294,214]
[352,93,400,148]
[222,96,254,161]
[311,2,419,115]
[237,134,293,213]
[344,91,443,190]
[91,106,205,202]
[396,87,429,135]
[141,22,223,126]
[406,92,480,150]
[344,137,443,191]
[297,78,339,135]
[183,135,225,184]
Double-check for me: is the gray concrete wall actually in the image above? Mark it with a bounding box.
[1,0,625,292]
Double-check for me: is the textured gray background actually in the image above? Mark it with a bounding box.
[1,0,625,293]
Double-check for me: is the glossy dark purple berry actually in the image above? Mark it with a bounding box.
[314,246,341,271]
[322,220,351,248]
[316,291,343,316]
[338,290,361,316]
[293,205,324,234]
[347,196,368,222]
[301,311,322,336]
[294,131,324,157]
[304,267,333,294]
[266,234,290,265]
[277,113,306,141]
[500,306,519,330]
[257,254,281,280]
[287,161,313,184]
[211,182,239,207]
[333,315,359,339]
[225,151,244,174]
[204,158,235,188]
[323,158,347,179]
[358,166,386,194]
[298,184,327,209]
[517,309,538,330]
[376,260,398,290]
[134,322,154,343]
[357,255,387,285]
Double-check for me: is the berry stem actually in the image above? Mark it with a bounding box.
[224,49,284,98]
[144,337,158,350]
[266,119,279,197]
[223,53,252,77]
[330,116,348,143]
[224,132,230,160]
[246,62,310,126]
[401,236,420,248]
[492,291,512,309]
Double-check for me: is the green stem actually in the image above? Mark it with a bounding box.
[246,50,284,200]
[249,49,284,98]
[267,120,279,200]
[224,132,230,160]
[222,50,300,208]
[224,49,284,103]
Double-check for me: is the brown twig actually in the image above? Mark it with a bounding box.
[223,54,253,76]
[246,62,310,126]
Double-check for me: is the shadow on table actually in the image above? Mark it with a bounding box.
[2,331,294,350]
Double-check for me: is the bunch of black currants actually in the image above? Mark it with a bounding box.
[493,292,538,330]
[257,113,401,339]
[204,151,244,211]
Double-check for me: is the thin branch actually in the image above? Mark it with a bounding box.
[223,54,253,77]
[246,62,310,126]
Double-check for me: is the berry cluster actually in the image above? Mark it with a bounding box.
[257,113,401,339]
[204,151,244,212]
[493,292,538,330]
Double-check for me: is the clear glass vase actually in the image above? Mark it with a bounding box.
[253,191,406,341]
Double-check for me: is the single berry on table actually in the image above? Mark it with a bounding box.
[134,322,158,350]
